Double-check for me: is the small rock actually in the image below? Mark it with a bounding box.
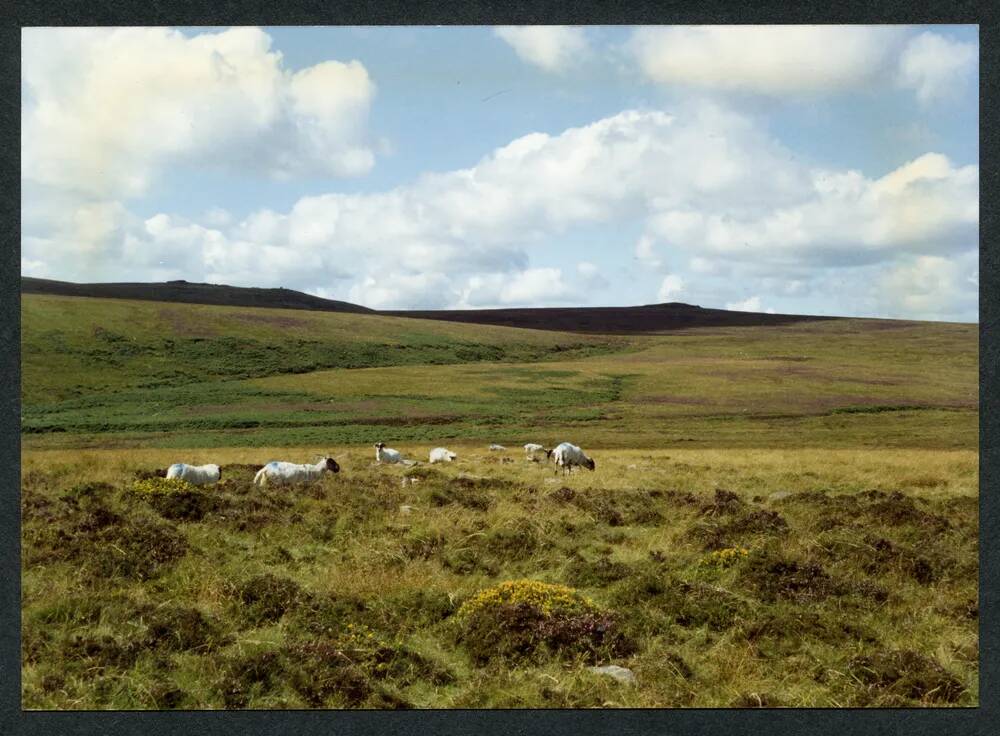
[399,505,414,515]
[588,665,636,685]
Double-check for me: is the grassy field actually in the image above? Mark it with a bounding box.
[20,293,979,708]
[22,294,976,450]
[22,447,977,708]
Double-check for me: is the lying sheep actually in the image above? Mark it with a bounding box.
[375,442,417,466]
[551,442,596,474]
[489,444,507,451]
[429,447,457,464]
[165,463,221,485]
[252,457,339,487]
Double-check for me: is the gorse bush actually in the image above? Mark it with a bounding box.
[128,477,216,521]
[700,546,750,569]
[456,580,633,664]
[130,477,197,495]
[458,580,597,620]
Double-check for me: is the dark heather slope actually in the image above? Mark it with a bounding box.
[22,277,838,334]
[381,303,837,334]
[22,277,374,314]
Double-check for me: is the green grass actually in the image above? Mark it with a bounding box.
[23,296,977,450]
[20,293,979,708]
[22,447,978,708]
[22,294,630,404]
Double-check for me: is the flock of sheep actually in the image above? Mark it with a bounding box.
[164,441,596,488]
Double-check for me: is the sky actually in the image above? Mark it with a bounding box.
[20,25,979,321]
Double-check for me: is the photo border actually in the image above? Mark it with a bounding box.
[3,2,995,734]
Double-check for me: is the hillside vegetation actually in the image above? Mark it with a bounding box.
[22,294,976,451]
[20,292,978,709]
[22,447,978,708]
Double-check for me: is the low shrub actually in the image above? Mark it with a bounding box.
[700,547,749,570]
[848,649,965,704]
[230,574,304,626]
[215,650,285,709]
[283,624,450,707]
[128,477,217,521]
[456,579,633,664]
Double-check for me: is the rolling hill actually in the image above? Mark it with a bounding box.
[21,276,375,315]
[22,277,837,334]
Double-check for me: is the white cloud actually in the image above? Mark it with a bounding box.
[349,272,457,310]
[726,296,763,312]
[458,268,578,309]
[879,253,978,320]
[202,207,234,227]
[494,26,589,72]
[656,274,685,302]
[645,152,978,268]
[23,100,979,317]
[628,25,978,106]
[628,25,901,95]
[21,27,376,199]
[897,31,977,104]
[577,261,610,289]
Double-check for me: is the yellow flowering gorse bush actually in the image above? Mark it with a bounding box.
[130,477,197,497]
[458,579,598,619]
[700,546,750,569]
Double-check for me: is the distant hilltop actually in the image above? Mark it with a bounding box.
[381,303,836,334]
[21,277,375,315]
[22,276,836,334]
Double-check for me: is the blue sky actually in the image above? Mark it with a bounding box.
[21,25,979,320]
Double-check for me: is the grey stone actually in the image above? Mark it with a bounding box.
[588,665,636,684]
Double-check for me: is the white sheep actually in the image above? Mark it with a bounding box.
[551,442,596,474]
[523,443,552,462]
[489,443,507,451]
[252,457,340,487]
[165,463,221,485]
[429,447,457,464]
[375,442,417,466]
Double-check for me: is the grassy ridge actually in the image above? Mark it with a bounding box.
[22,294,630,404]
[22,295,977,450]
[21,447,978,708]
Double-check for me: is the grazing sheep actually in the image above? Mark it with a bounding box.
[375,442,417,466]
[551,442,596,474]
[252,457,339,487]
[523,443,552,462]
[489,444,507,451]
[165,463,221,485]
[429,447,457,464]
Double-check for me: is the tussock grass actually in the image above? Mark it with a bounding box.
[22,447,977,709]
